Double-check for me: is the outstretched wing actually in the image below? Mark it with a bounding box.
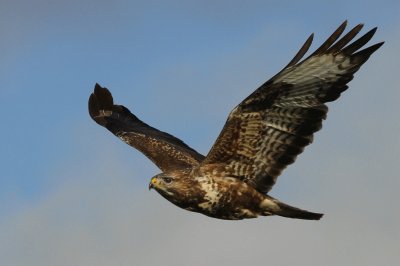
[201,21,383,193]
[89,84,205,172]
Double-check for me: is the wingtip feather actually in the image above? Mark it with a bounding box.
[342,27,379,55]
[306,20,348,58]
[89,83,115,125]
[284,33,314,69]
[92,83,114,110]
[88,93,99,119]
[327,23,364,54]
[352,41,384,62]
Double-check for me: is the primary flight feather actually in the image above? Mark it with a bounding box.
[89,21,383,220]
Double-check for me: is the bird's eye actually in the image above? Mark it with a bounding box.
[163,177,173,183]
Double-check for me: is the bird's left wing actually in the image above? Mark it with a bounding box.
[89,84,205,172]
[200,22,383,193]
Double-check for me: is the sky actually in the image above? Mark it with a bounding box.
[0,0,399,265]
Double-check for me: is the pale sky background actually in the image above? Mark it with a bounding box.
[0,1,399,265]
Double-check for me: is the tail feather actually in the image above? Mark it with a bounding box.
[276,202,324,220]
[261,197,323,220]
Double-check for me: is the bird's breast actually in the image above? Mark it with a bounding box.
[192,176,265,219]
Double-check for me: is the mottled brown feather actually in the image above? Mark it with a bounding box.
[201,22,383,193]
[89,84,205,172]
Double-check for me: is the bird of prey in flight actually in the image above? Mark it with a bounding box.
[89,21,383,220]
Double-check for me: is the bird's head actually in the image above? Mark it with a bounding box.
[148,172,194,204]
[149,173,181,197]
[149,173,173,191]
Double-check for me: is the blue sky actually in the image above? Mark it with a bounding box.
[0,1,399,265]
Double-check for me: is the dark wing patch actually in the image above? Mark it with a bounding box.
[201,21,383,193]
[89,84,205,172]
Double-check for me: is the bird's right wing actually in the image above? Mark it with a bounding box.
[89,84,205,172]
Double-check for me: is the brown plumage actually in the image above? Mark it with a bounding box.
[89,21,383,220]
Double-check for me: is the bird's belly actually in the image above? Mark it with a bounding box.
[193,186,264,220]
[194,200,260,220]
[164,175,266,220]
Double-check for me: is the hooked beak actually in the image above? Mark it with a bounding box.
[149,177,157,190]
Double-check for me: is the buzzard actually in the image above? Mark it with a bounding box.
[89,21,383,220]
